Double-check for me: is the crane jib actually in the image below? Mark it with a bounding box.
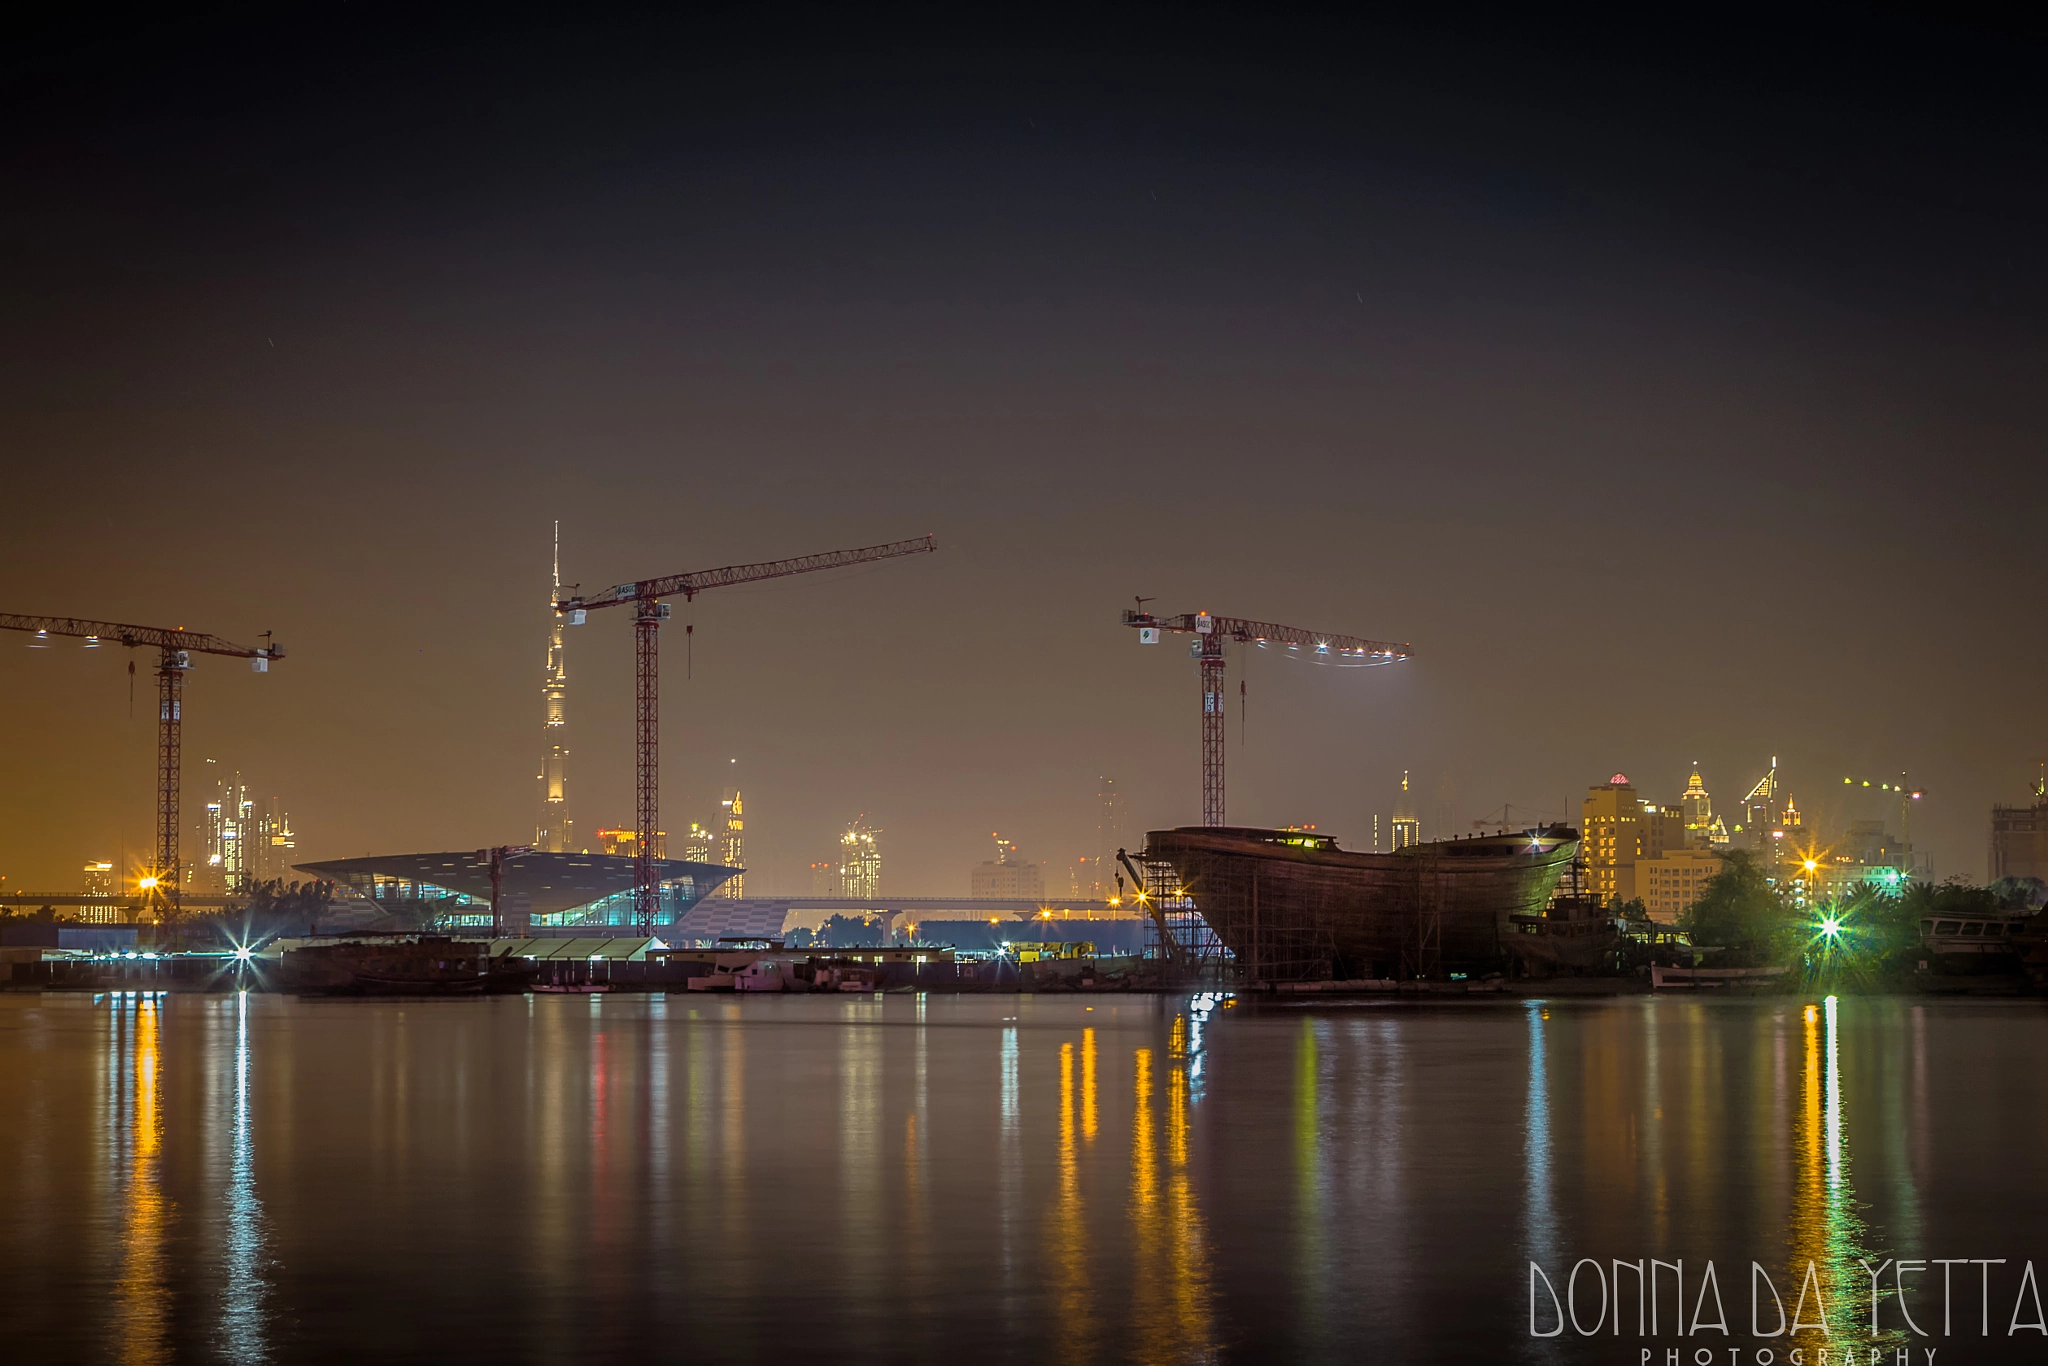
[550,532,937,934]
[0,613,277,659]
[558,535,937,614]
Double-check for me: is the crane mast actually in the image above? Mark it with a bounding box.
[0,613,282,926]
[559,535,936,930]
[1123,609,1409,827]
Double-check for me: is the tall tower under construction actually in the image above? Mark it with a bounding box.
[1390,770,1421,850]
[538,522,574,852]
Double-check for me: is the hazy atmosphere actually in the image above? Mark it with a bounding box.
[5,8,2042,893]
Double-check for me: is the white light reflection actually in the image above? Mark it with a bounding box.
[1523,1002,1557,1265]
[1183,991,1229,1103]
[221,991,271,1363]
[998,1023,1020,1326]
[1824,994,1841,1190]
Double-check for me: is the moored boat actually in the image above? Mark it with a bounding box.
[277,936,491,995]
[1141,824,1580,981]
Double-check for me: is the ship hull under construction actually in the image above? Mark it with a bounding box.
[1141,825,1581,981]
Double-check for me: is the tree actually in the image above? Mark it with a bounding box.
[1677,850,1792,966]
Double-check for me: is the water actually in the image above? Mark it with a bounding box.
[1,990,2044,1363]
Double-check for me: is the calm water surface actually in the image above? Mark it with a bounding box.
[1,991,2044,1364]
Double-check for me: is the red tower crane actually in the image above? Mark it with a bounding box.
[1122,609,1409,827]
[1,613,282,924]
[557,535,936,930]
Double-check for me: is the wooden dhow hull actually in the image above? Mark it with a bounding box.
[1142,825,1580,981]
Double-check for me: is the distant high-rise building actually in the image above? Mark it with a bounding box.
[1737,757,1778,851]
[1991,770,2048,883]
[78,860,120,925]
[538,522,574,853]
[972,834,1044,899]
[1582,773,1684,906]
[720,788,745,898]
[251,796,296,883]
[1095,777,1121,897]
[683,821,714,865]
[1389,771,1421,850]
[840,817,881,899]
[1680,763,1715,846]
[199,764,296,891]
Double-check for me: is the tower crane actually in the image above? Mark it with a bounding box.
[1,613,282,924]
[557,534,936,930]
[1123,609,1409,827]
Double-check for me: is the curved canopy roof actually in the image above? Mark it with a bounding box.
[295,850,738,918]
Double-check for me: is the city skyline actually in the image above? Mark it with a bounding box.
[2,11,2042,896]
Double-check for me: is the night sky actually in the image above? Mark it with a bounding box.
[3,8,2043,895]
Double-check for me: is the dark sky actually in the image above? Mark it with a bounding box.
[3,7,2043,895]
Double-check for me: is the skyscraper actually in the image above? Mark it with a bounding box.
[1389,771,1421,850]
[199,765,296,891]
[719,787,744,897]
[1680,763,1713,845]
[971,834,1044,899]
[840,816,881,899]
[538,522,573,852]
[1094,776,1121,897]
[203,763,253,892]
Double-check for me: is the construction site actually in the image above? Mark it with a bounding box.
[0,534,1602,996]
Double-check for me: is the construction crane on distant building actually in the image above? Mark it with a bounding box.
[1,613,282,925]
[1841,772,1926,844]
[1122,609,1410,827]
[558,535,936,930]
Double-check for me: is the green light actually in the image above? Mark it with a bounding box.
[1820,917,1842,938]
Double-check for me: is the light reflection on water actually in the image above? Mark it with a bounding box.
[112,994,169,1365]
[0,992,2041,1363]
[221,991,270,1364]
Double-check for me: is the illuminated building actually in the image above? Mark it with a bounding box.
[1843,819,1921,877]
[199,764,298,892]
[719,788,744,898]
[1989,774,2048,882]
[971,833,1044,899]
[1389,771,1420,850]
[252,797,295,881]
[1580,774,1684,906]
[683,821,713,865]
[537,521,574,853]
[809,816,881,898]
[840,817,880,899]
[77,860,122,925]
[1636,847,1723,923]
[1736,757,1778,851]
[1679,763,1725,847]
[297,849,736,929]
[595,827,663,857]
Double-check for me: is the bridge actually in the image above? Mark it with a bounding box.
[714,897,1124,917]
[669,896,1131,943]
